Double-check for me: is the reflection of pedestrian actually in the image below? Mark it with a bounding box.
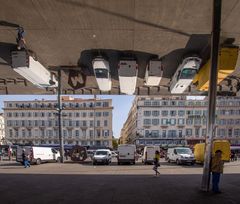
[16,27,26,50]
[22,149,30,168]
[211,150,224,193]
[8,147,12,161]
[153,150,160,176]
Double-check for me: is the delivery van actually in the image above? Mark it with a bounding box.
[194,140,230,163]
[117,144,136,165]
[142,145,160,164]
[167,147,195,165]
[16,146,61,165]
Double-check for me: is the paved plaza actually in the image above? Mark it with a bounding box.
[0,160,239,204]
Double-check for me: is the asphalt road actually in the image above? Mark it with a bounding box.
[0,160,239,204]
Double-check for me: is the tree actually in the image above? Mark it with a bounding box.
[112,139,118,150]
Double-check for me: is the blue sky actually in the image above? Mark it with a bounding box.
[0,95,135,138]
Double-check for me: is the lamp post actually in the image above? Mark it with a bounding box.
[57,69,64,163]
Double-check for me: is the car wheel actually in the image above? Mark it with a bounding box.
[133,161,136,165]
[176,159,181,165]
[36,158,41,165]
[191,162,195,165]
[56,157,61,163]
[167,159,170,163]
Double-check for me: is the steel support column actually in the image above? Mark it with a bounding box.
[57,69,64,163]
[201,0,222,191]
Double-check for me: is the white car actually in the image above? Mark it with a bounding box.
[92,57,112,92]
[92,149,112,165]
[170,56,202,94]
[118,60,138,95]
[167,147,195,165]
[144,60,162,86]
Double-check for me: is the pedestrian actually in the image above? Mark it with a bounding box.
[211,150,224,193]
[153,150,160,176]
[22,149,30,168]
[16,27,26,50]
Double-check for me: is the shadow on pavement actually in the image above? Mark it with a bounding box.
[0,173,239,204]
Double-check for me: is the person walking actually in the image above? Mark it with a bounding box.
[22,149,30,168]
[153,150,160,176]
[211,150,224,193]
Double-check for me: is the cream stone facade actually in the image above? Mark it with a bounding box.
[120,96,240,146]
[4,96,113,148]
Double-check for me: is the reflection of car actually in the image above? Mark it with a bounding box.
[144,60,162,86]
[92,57,112,92]
[170,56,202,94]
[92,149,112,165]
[118,60,138,95]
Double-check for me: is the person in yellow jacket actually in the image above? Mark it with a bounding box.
[153,150,160,176]
[211,150,224,193]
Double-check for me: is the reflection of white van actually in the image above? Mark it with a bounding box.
[117,144,136,165]
[16,146,61,165]
[142,146,160,164]
[144,60,162,86]
[118,60,138,95]
[167,147,195,165]
[92,57,112,92]
[170,56,201,94]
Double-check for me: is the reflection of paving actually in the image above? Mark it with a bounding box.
[0,162,239,204]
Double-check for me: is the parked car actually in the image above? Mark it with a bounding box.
[92,149,112,165]
[142,146,160,164]
[87,150,96,159]
[118,59,138,95]
[92,57,112,92]
[16,146,60,165]
[111,151,118,158]
[167,147,195,165]
[170,56,202,94]
[144,59,162,86]
[117,144,136,165]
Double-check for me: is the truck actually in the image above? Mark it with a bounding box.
[194,140,230,163]
[117,144,136,165]
[142,145,160,164]
[16,146,61,165]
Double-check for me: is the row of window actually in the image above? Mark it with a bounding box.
[6,120,109,127]
[8,129,111,138]
[7,101,110,108]
[143,100,204,107]
[8,140,110,146]
[142,99,240,107]
[141,128,240,138]
[143,118,207,126]
[6,111,110,118]
[143,110,207,117]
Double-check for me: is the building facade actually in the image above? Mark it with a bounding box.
[4,96,113,148]
[120,96,240,146]
[0,113,5,144]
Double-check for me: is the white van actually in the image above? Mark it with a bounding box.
[16,146,61,165]
[144,60,162,86]
[142,145,160,164]
[118,60,138,95]
[117,144,136,165]
[170,56,201,94]
[167,147,195,165]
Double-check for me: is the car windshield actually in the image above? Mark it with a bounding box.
[179,68,197,79]
[176,148,192,154]
[95,151,108,155]
[95,69,108,78]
